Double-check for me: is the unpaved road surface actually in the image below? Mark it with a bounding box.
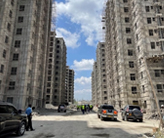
[5,110,159,138]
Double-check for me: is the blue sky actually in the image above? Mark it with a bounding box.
[52,0,104,101]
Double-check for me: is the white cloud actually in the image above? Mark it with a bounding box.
[75,77,91,85]
[75,89,91,94]
[56,28,80,48]
[71,59,94,71]
[54,0,104,46]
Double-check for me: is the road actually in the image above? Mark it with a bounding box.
[5,110,159,138]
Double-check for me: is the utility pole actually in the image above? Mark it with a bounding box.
[142,56,164,130]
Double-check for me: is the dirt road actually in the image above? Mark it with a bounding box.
[5,110,159,138]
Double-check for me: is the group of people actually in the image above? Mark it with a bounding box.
[77,104,93,114]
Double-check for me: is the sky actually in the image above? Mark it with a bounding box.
[52,0,105,101]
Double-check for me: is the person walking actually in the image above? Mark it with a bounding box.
[81,105,85,114]
[25,104,35,131]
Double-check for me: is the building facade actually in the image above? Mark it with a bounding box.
[0,0,52,109]
[53,37,67,105]
[103,0,164,112]
[65,66,74,104]
[92,42,107,106]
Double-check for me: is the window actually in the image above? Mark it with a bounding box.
[5,36,9,43]
[147,18,152,24]
[127,38,132,44]
[104,97,107,100]
[50,37,53,41]
[19,5,25,11]
[3,50,6,58]
[11,67,17,75]
[126,28,131,33]
[151,42,155,49]
[0,65,4,73]
[136,34,138,41]
[161,70,164,74]
[104,91,107,94]
[9,81,15,90]
[125,17,129,23]
[56,50,59,53]
[48,76,51,81]
[149,30,153,36]
[18,16,24,23]
[154,70,160,77]
[13,54,19,61]
[131,87,137,94]
[129,61,134,68]
[49,53,52,57]
[135,23,137,29]
[145,6,150,12]
[48,70,51,75]
[0,80,1,90]
[130,74,135,81]
[123,0,128,3]
[7,97,13,103]
[14,40,21,48]
[141,72,143,79]
[0,105,8,113]
[142,85,145,92]
[57,45,60,48]
[128,50,133,56]
[156,42,159,46]
[50,42,53,46]
[49,48,53,52]
[47,83,51,87]
[157,84,162,92]
[7,23,11,32]
[11,0,14,5]
[57,40,60,44]
[137,46,140,52]
[124,7,129,12]
[9,10,12,18]
[153,18,155,21]
[16,28,22,35]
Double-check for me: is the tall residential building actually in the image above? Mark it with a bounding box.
[45,31,56,105]
[65,66,74,104]
[91,62,97,106]
[53,37,67,105]
[103,0,164,112]
[92,42,107,105]
[0,0,17,101]
[0,0,52,109]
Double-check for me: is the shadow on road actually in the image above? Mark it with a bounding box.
[4,120,143,138]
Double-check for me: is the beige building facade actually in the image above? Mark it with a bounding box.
[0,0,52,109]
[102,0,164,113]
[65,66,74,104]
[52,37,67,105]
[92,42,107,106]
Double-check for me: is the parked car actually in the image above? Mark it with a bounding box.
[58,104,67,112]
[97,104,118,121]
[121,105,143,122]
[0,101,27,137]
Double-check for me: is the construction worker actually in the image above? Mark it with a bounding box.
[90,105,93,111]
[81,105,85,114]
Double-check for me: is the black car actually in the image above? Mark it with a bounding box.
[121,105,143,122]
[58,104,67,112]
[0,101,27,137]
[97,104,118,121]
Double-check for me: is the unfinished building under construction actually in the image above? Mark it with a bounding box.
[0,0,52,109]
[92,0,164,113]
